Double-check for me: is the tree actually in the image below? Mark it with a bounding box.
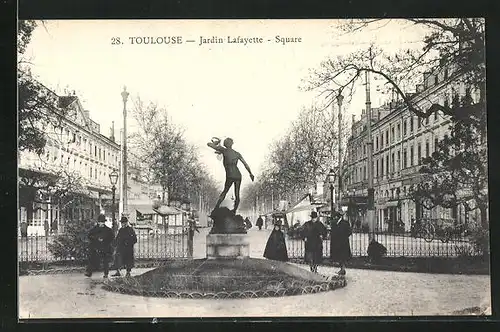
[411,91,488,227]
[304,18,487,226]
[129,97,219,209]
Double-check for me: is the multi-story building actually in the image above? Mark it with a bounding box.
[18,88,121,235]
[343,68,482,231]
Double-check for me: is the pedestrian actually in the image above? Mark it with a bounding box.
[84,214,114,278]
[112,216,137,278]
[244,217,252,229]
[256,215,264,230]
[44,219,49,237]
[20,221,28,238]
[329,211,352,276]
[301,211,327,273]
[263,222,288,262]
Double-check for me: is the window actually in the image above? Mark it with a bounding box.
[426,141,430,158]
[434,110,438,121]
[380,133,384,149]
[95,146,97,157]
[425,116,429,125]
[376,159,379,177]
[397,123,401,140]
[363,144,366,155]
[391,153,395,173]
[444,68,449,80]
[386,130,389,145]
[403,120,407,137]
[417,143,422,164]
[375,135,378,150]
[403,148,408,168]
[90,167,92,178]
[434,76,439,85]
[391,127,395,143]
[434,137,439,152]
[381,157,384,176]
[417,117,422,129]
[410,118,414,133]
[363,166,367,180]
[410,146,414,166]
[386,155,389,174]
[397,150,401,171]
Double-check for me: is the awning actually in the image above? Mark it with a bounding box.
[132,205,157,215]
[285,204,316,214]
[154,205,183,216]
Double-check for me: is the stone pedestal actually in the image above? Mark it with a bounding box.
[206,234,250,259]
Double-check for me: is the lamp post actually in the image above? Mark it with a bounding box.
[327,168,336,223]
[109,170,119,235]
[121,86,129,218]
[337,93,344,212]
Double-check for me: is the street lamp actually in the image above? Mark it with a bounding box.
[121,86,129,218]
[327,168,336,223]
[109,169,119,235]
[337,93,344,212]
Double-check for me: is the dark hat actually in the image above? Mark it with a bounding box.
[97,214,106,222]
[310,211,318,218]
[120,216,129,223]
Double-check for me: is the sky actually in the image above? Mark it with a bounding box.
[24,19,429,188]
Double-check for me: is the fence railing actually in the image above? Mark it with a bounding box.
[18,226,481,264]
[19,230,189,263]
[286,229,479,259]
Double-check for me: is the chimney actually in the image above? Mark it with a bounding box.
[110,121,115,142]
[83,110,90,119]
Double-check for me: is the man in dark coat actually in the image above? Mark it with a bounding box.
[84,214,114,278]
[112,216,137,277]
[329,211,352,276]
[256,216,264,230]
[263,223,288,262]
[301,211,327,273]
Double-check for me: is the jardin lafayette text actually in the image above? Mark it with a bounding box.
[117,35,303,46]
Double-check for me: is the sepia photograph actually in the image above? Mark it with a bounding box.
[17,18,490,318]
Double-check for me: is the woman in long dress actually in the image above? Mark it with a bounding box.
[263,223,288,262]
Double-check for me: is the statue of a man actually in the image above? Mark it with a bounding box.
[207,137,254,214]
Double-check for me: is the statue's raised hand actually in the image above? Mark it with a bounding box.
[250,174,255,182]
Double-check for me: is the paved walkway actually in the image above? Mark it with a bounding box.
[19,262,491,318]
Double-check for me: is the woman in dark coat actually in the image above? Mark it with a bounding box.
[256,216,264,230]
[112,216,137,277]
[329,211,352,276]
[263,223,288,262]
[301,211,327,273]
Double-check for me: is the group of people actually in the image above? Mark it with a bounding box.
[263,210,352,276]
[84,214,137,278]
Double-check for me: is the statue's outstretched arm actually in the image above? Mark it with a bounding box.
[207,142,225,152]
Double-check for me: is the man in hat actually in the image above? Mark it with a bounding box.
[207,137,255,214]
[84,214,114,278]
[301,211,328,273]
[112,216,137,277]
[329,210,352,276]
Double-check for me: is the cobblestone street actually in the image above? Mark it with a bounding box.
[19,227,491,318]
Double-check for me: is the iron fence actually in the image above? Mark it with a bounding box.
[18,229,189,263]
[285,229,480,259]
[18,226,481,264]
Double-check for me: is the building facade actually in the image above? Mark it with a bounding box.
[18,88,121,235]
[343,68,481,232]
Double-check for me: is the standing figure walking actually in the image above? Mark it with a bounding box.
[207,137,254,214]
[301,211,327,273]
[329,211,352,276]
[112,216,137,278]
[256,215,264,230]
[85,214,114,278]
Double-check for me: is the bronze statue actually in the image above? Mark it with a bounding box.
[207,137,254,214]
